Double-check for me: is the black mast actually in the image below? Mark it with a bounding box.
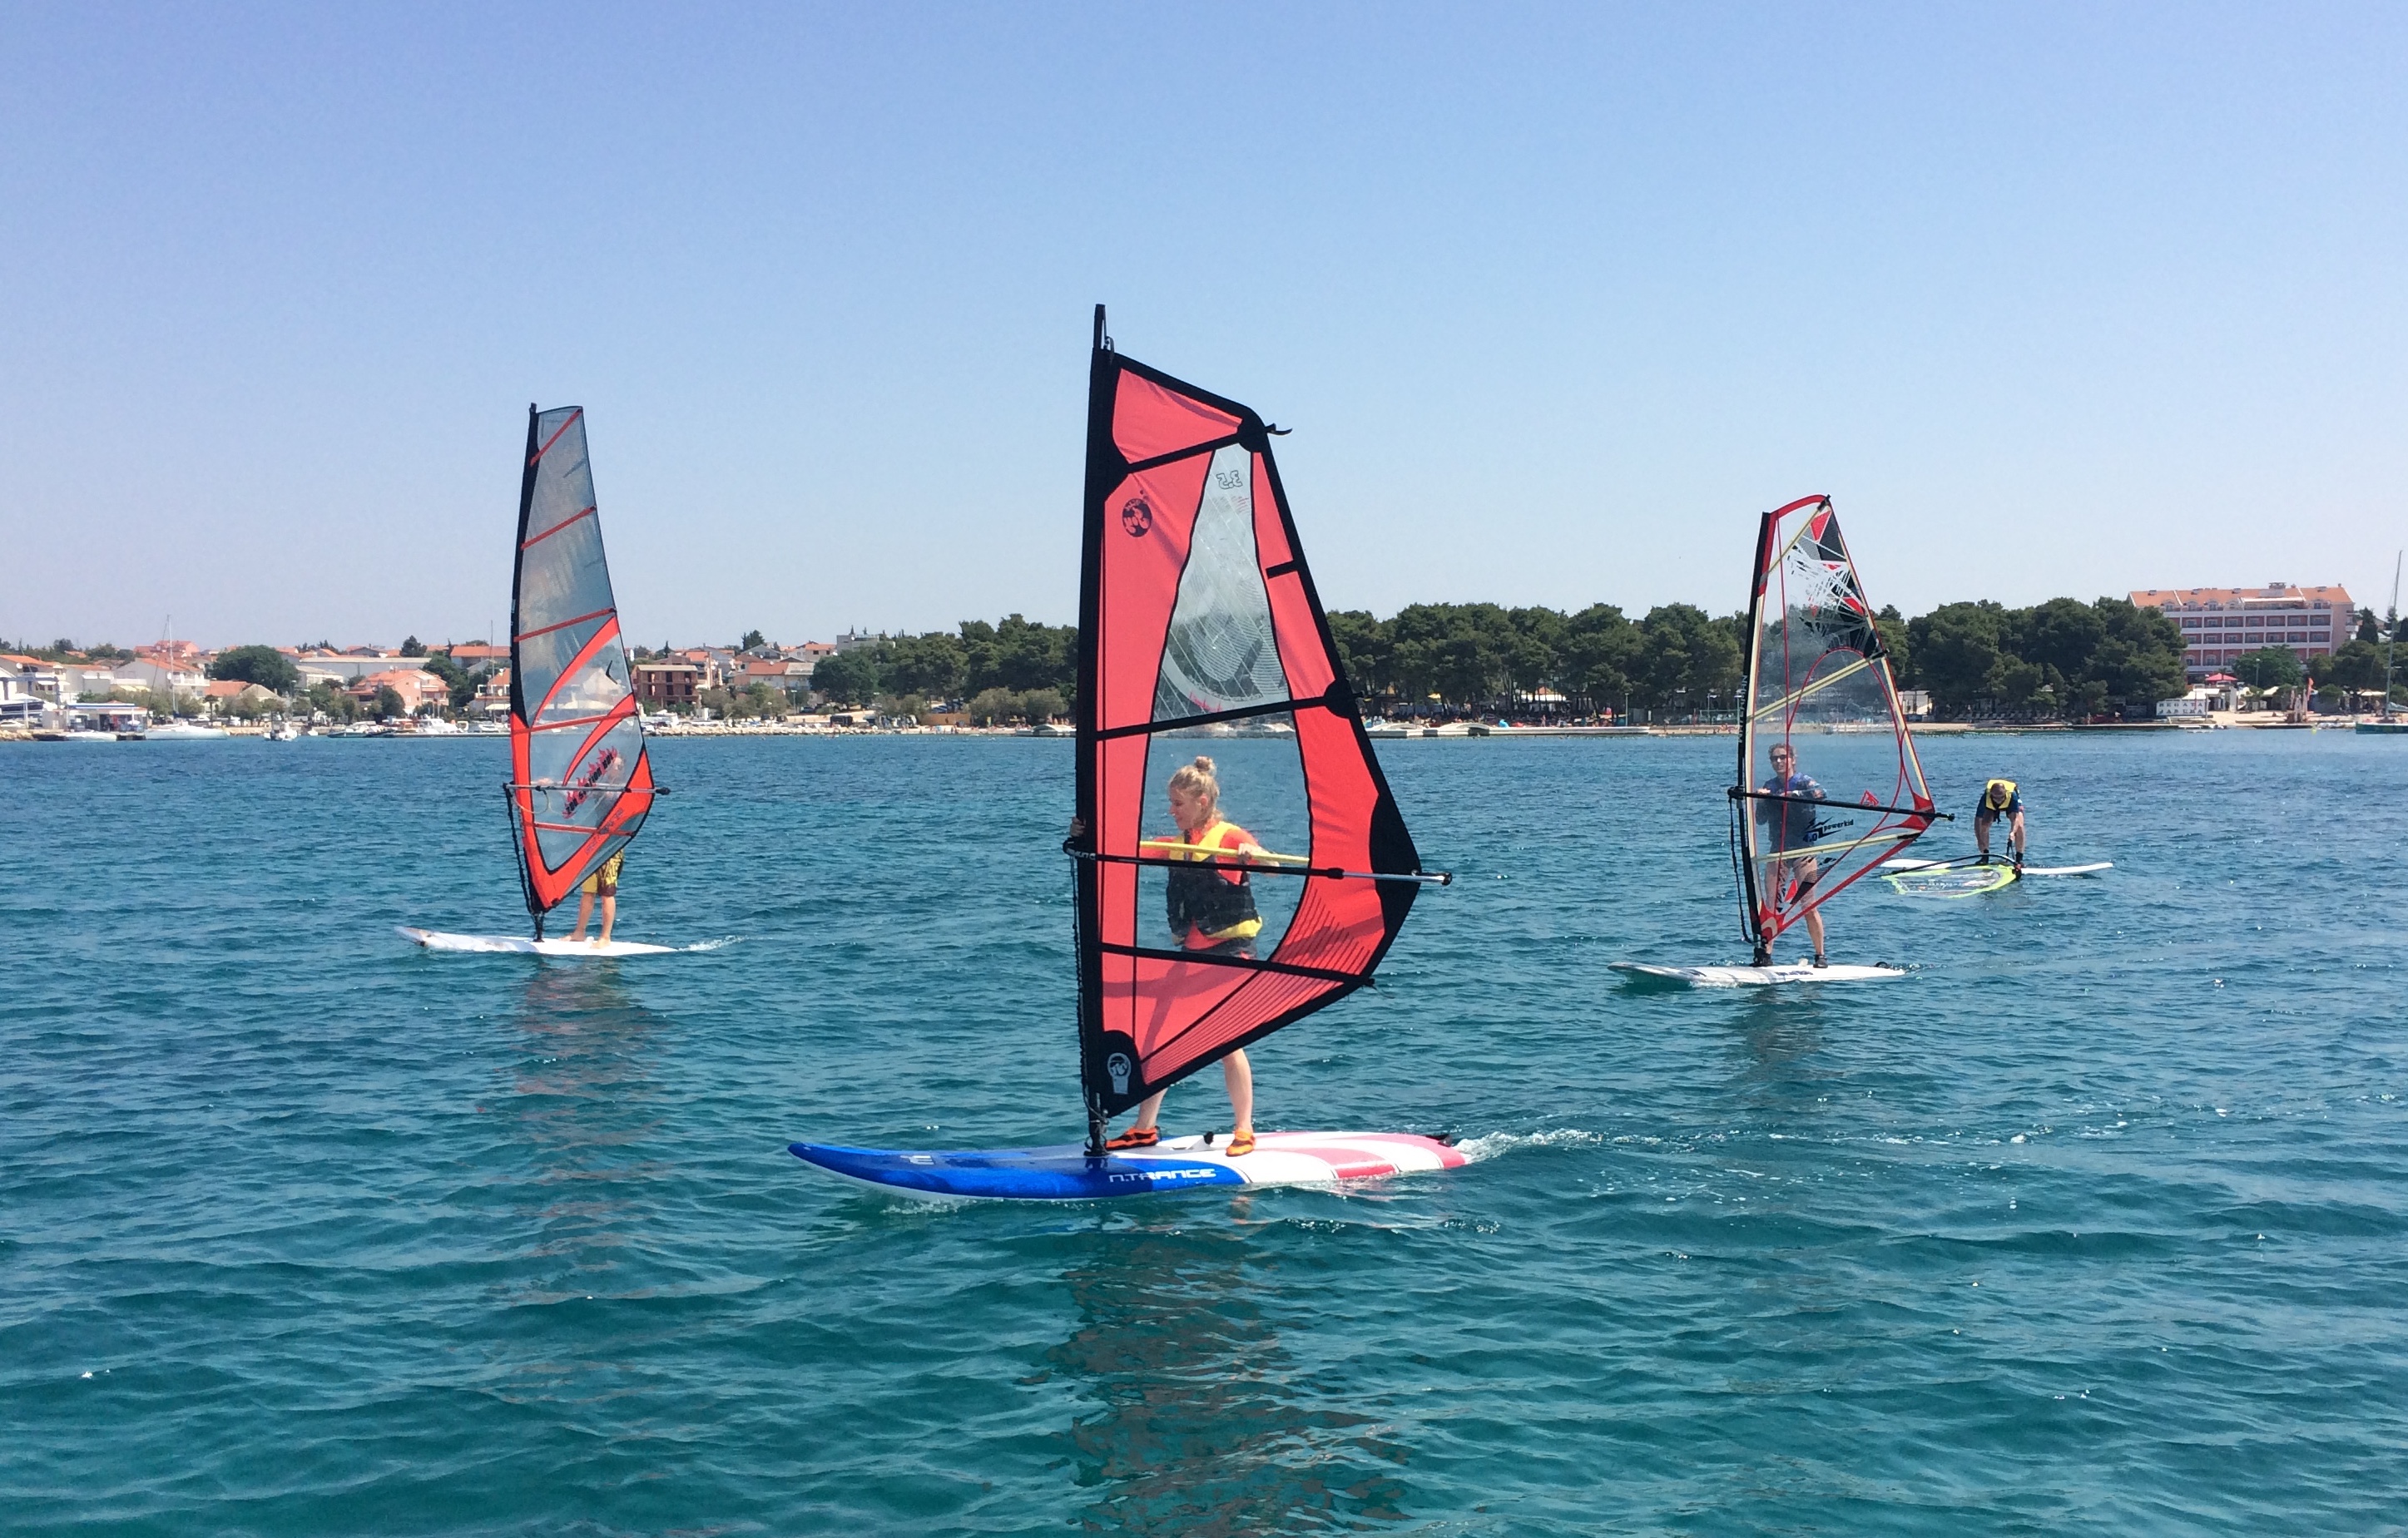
[1071,308,1116,1155]
[507,403,547,940]
[1732,506,1779,967]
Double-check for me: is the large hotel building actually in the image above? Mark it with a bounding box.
[2129,584,2355,681]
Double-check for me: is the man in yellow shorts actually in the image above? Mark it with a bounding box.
[572,850,625,945]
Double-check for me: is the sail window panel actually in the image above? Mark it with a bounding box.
[1112,369,1242,465]
[523,418,596,539]
[1135,724,1310,960]
[539,636,632,728]
[1150,445,1293,724]
[518,517,617,639]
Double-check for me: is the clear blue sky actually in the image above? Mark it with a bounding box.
[3,3,2402,650]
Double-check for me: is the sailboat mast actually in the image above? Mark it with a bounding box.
[508,403,546,939]
[1732,510,1776,965]
[1073,306,1112,1157]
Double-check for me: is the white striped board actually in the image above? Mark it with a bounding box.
[1611,960,1907,987]
[397,926,681,957]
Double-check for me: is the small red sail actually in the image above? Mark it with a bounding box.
[1073,309,1431,1128]
[1732,495,1933,962]
[508,406,655,927]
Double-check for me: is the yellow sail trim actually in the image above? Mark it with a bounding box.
[1751,826,1923,863]
[1750,655,1874,722]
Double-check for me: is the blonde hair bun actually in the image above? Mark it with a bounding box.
[1167,755,1221,803]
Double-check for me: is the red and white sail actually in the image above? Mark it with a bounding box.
[508,406,655,926]
[1733,496,1932,961]
[1073,309,1433,1126]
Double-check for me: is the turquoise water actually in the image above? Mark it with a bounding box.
[3,731,2404,1534]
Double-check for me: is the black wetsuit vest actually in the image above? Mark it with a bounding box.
[1164,821,1261,947]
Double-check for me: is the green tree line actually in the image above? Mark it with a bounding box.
[808,615,1078,710]
[770,596,2217,721]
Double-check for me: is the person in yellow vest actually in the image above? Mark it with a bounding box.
[572,850,625,945]
[1974,779,2026,870]
[1108,755,1266,1155]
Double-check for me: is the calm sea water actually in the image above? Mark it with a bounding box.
[3,730,2404,1536]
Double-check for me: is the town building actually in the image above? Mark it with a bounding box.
[291,649,417,682]
[0,658,50,726]
[2,653,61,699]
[112,656,208,696]
[733,656,813,700]
[633,660,700,709]
[349,667,448,716]
[671,648,728,690]
[201,680,281,714]
[473,668,513,715]
[2129,584,2353,681]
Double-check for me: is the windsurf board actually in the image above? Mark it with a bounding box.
[397,926,680,957]
[788,1130,1466,1201]
[1611,960,1906,987]
[1884,857,2112,897]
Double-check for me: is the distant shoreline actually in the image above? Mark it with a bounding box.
[9,715,2385,745]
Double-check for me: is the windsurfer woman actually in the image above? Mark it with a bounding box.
[1109,755,1264,1155]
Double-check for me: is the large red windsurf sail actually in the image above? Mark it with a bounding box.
[507,405,655,932]
[1732,496,1934,963]
[1070,308,1443,1142]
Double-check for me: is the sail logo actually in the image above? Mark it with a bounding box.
[1121,497,1152,537]
[1111,1167,1219,1184]
[1105,1052,1133,1095]
[561,748,622,814]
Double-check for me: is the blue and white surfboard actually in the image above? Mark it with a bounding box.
[789,1131,1465,1203]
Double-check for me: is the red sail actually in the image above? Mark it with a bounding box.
[1073,310,1427,1121]
[508,406,655,922]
